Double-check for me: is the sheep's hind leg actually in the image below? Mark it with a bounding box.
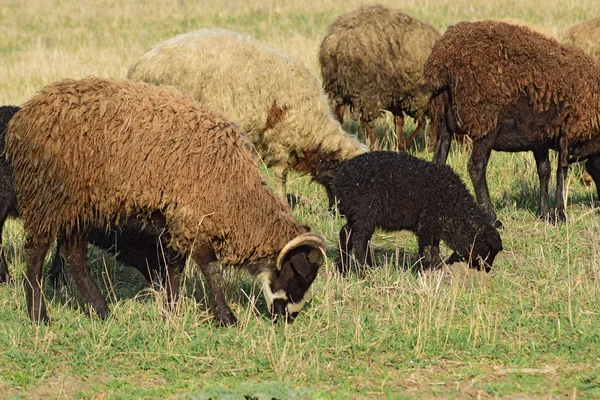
[60,229,109,319]
[48,238,66,287]
[552,135,569,223]
[393,112,405,151]
[193,244,237,326]
[585,155,600,201]
[533,148,551,220]
[164,249,185,312]
[24,234,53,323]
[433,113,452,164]
[402,114,426,152]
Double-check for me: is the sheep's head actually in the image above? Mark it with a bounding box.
[469,225,503,272]
[257,233,325,322]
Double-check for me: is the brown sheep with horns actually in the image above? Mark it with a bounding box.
[6,77,326,326]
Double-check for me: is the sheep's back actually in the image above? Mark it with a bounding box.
[424,20,600,141]
[320,5,440,120]
[332,151,482,230]
[564,16,600,63]
[128,29,338,166]
[7,77,301,262]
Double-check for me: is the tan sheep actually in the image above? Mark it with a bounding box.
[127,28,366,203]
[6,77,326,326]
[319,5,440,151]
[564,16,600,63]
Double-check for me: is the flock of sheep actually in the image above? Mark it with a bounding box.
[1,5,600,326]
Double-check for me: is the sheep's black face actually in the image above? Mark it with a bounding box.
[257,246,322,322]
[470,225,503,272]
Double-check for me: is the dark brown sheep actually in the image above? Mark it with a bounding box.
[319,5,440,150]
[425,20,600,226]
[6,77,325,326]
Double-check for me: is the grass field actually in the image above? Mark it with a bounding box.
[1,0,600,398]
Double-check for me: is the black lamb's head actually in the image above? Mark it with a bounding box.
[469,224,503,272]
[256,233,325,322]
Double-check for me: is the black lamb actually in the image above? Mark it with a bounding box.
[329,151,503,272]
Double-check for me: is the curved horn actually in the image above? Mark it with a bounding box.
[276,233,326,270]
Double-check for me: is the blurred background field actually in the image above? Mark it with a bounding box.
[1,0,600,398]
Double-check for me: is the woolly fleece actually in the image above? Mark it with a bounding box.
[127,29,366,189]
[425,20,600,144]
[319,5,440,124]
[6,77,307,266]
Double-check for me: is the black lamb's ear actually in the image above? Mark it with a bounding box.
[485,226,503,252]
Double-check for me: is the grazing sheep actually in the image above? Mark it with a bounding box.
[425,20,600,227]
[6,77,325,326]
[328,151,502,272]
[0,106,20,283]
[127,28,366,203]
[0,105,170,286]
[318,5,440,151]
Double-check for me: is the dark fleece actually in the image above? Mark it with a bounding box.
[330,151,502,270]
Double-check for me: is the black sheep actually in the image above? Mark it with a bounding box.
[329,151,503,271]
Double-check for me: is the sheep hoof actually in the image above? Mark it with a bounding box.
[215,312,238,327]
[0,272,13,284]
[89,302,109,320]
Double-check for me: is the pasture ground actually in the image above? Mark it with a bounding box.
[1,0,600,398]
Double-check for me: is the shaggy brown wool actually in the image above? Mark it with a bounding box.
[6,77,306,265]
[319,5,440,147]
[564,16,600,63]
[425,20,600,145]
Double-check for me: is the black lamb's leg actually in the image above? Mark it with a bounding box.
[533,148,551,220]
[0,204,11,284]
[585,154,600,201]
[350,223,376,268]
[417,235,441,270]
[60,229,109,319]
[468,134,500,228]
[554,135,568,223]
[48,238,66,287]
[164,249,185,312]
[25,234,52,324]
[193,244,236,326]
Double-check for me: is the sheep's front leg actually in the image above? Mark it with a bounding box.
[533,148,551,220]
[60,230,108,319]
[25,234,53,323]
[334,102,346,124]
[350,223,375,268]
[553,135,568,223]
[468,136,500,227]
[417,235,441,270]
[192,244,236,326]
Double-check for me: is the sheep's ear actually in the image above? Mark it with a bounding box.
[276,233,325,271]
